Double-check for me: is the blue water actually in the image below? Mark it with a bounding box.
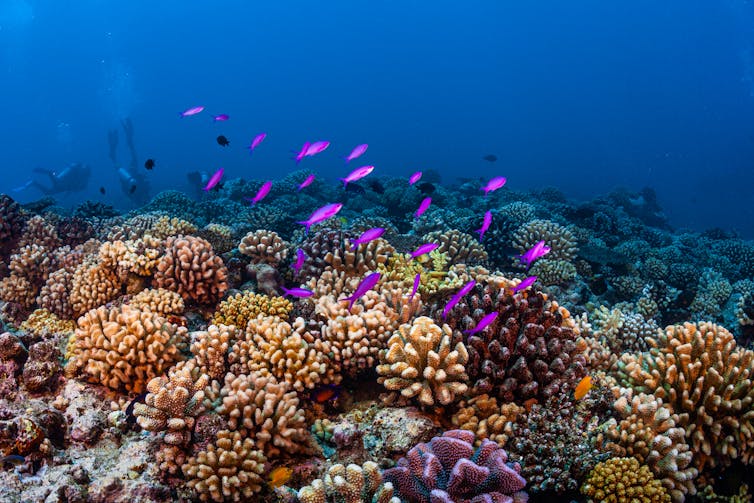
[1,1,753,234]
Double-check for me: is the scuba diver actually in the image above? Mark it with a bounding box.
[109,117,150,206]
[24,162,92,195]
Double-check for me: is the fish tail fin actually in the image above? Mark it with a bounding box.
[339,178,348,188]
[351,241,359,251]
[297,221,311,234]
[475,228,484,242]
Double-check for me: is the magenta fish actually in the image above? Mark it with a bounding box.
[481,176,507,196]
[213,114,230,121]
[408,273,421,302]
[281,286,314,298]
[512,276,537,293]
[344,144,368,163]
[442,280,477,319]
[415,197,432,220]
[518,240,551,269]
[297,203,343,233]
[298,174,316,191]
[305,141,330,157]
[410,242,439,259]
[340,272,381,310]
[292,248,306,275]
[247,133,267,154]
[244,181,272,206]
[464,311,499,336]
[202,168,224,192]
[475,210,492,242]
[409,171,423,185]
[351,227,385,250]
[340,165,374,187]
[180,106,204,117]
[294,142,311,164]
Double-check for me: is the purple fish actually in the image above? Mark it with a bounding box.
[408,273,421,302]
[202,168,224,192]
[292,248,306,275]
[180,106,204,117]
[512,276,537,293]
[298,174,316,191]
[213,114,230,122]
[518,240,551,269]
[410,242,439,259]
[464,311,499,336]
[244,181,272,206]
[351,227,385,250]
[247,133,267,154]
[415,197,432,220]
[340,165,374,187]
[340,272,381,310]
[344,144,368,163]
[281,286,314,298]
[481,176,507,196]
[475,210,492,242]
[297,203,343,234]
[442,280,477,319]
[294,142,311,164]
[305,141,330,157]
[409,171,423,185]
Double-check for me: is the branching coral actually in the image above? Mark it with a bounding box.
[19,308,75,336]
[511,219,577,263]
[69,257,122,317]
[65,304,187,393]
[581,457,670,503]
[616,322,754,471]
[211,291,293,327]
[190,324,238,380]
[238,229,289,265]
[452,394,524,448]
[328,237,395,276]
[153,235,228,305]
[297,462,399,503]
[377,316,469,408]
[422,229,488,265]
[382,429,528,503]
[216,371,308,458]
[129,287,185,317]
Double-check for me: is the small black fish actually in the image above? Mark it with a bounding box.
[129,185,137,194]
[144,158,155,170]
[99,186,106,195]
[366,179,385,194]
[125,392,148,426]
[417,182,435,195]
[482,154,497,162]
[345,183,365,195]
[217,135,230,147]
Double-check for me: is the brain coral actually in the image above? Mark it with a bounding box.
[65,304,187,393]
[377,316,469,408]
[616,322,754,471]
[382,429,527,503]
[153,235,228,305]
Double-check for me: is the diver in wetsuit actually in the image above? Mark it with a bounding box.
[20,162,92,195]
[109,117,150,206]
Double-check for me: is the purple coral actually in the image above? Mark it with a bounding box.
[383,429,528,503]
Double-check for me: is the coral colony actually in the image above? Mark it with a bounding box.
[0,136,754,503]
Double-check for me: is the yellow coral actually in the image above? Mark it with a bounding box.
[581,457,670,503]
[129,288,185,317]
[377,316,469,407]
[20,308,75,335]
[211,291,292,327]
[297,462,399,503]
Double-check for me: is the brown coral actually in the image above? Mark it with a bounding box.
[452,394,524,448]
[69,257,122,317]
[65,304,187,392]
[377,316,469,407]
[211,291,293,327]
[297,462,399,503]
[129,288,185,317]
[511,218,577,262]
[190,324,237,380]
[581,457,670,503]
[238,229,289,265]
[421,229,488,265]
[153,235,228,305]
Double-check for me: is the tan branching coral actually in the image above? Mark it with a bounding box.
[229,315,339,391]
[530,258,577,285]
[198,223,235,254]
[422,229,488,265]
[99,236,164,278]
[134,359,209,447]
[297,462,399,503]
[377,316,469,407]
[65,304,187,392]
[581,457,670,503]
[182,429,266,502]
[211,291,293,327]
[327,237,395,276]
[20,308,75,335]
[616,322,754,471]
[512,219,577,262]
[217,372,308,458]
[0,273,36,308]
[151,215,197,239]
[69,258,122,317]
[153,235,228,305]
[601,389,697,501]
[129,288,185,317]
[452,394,524,448]
[191,324,238,380]
[37,268,76,319]
[18,215,60,249]
[238,229,289,265]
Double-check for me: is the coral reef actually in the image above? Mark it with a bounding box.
[297,462,399,503]
[581,457,670,503]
